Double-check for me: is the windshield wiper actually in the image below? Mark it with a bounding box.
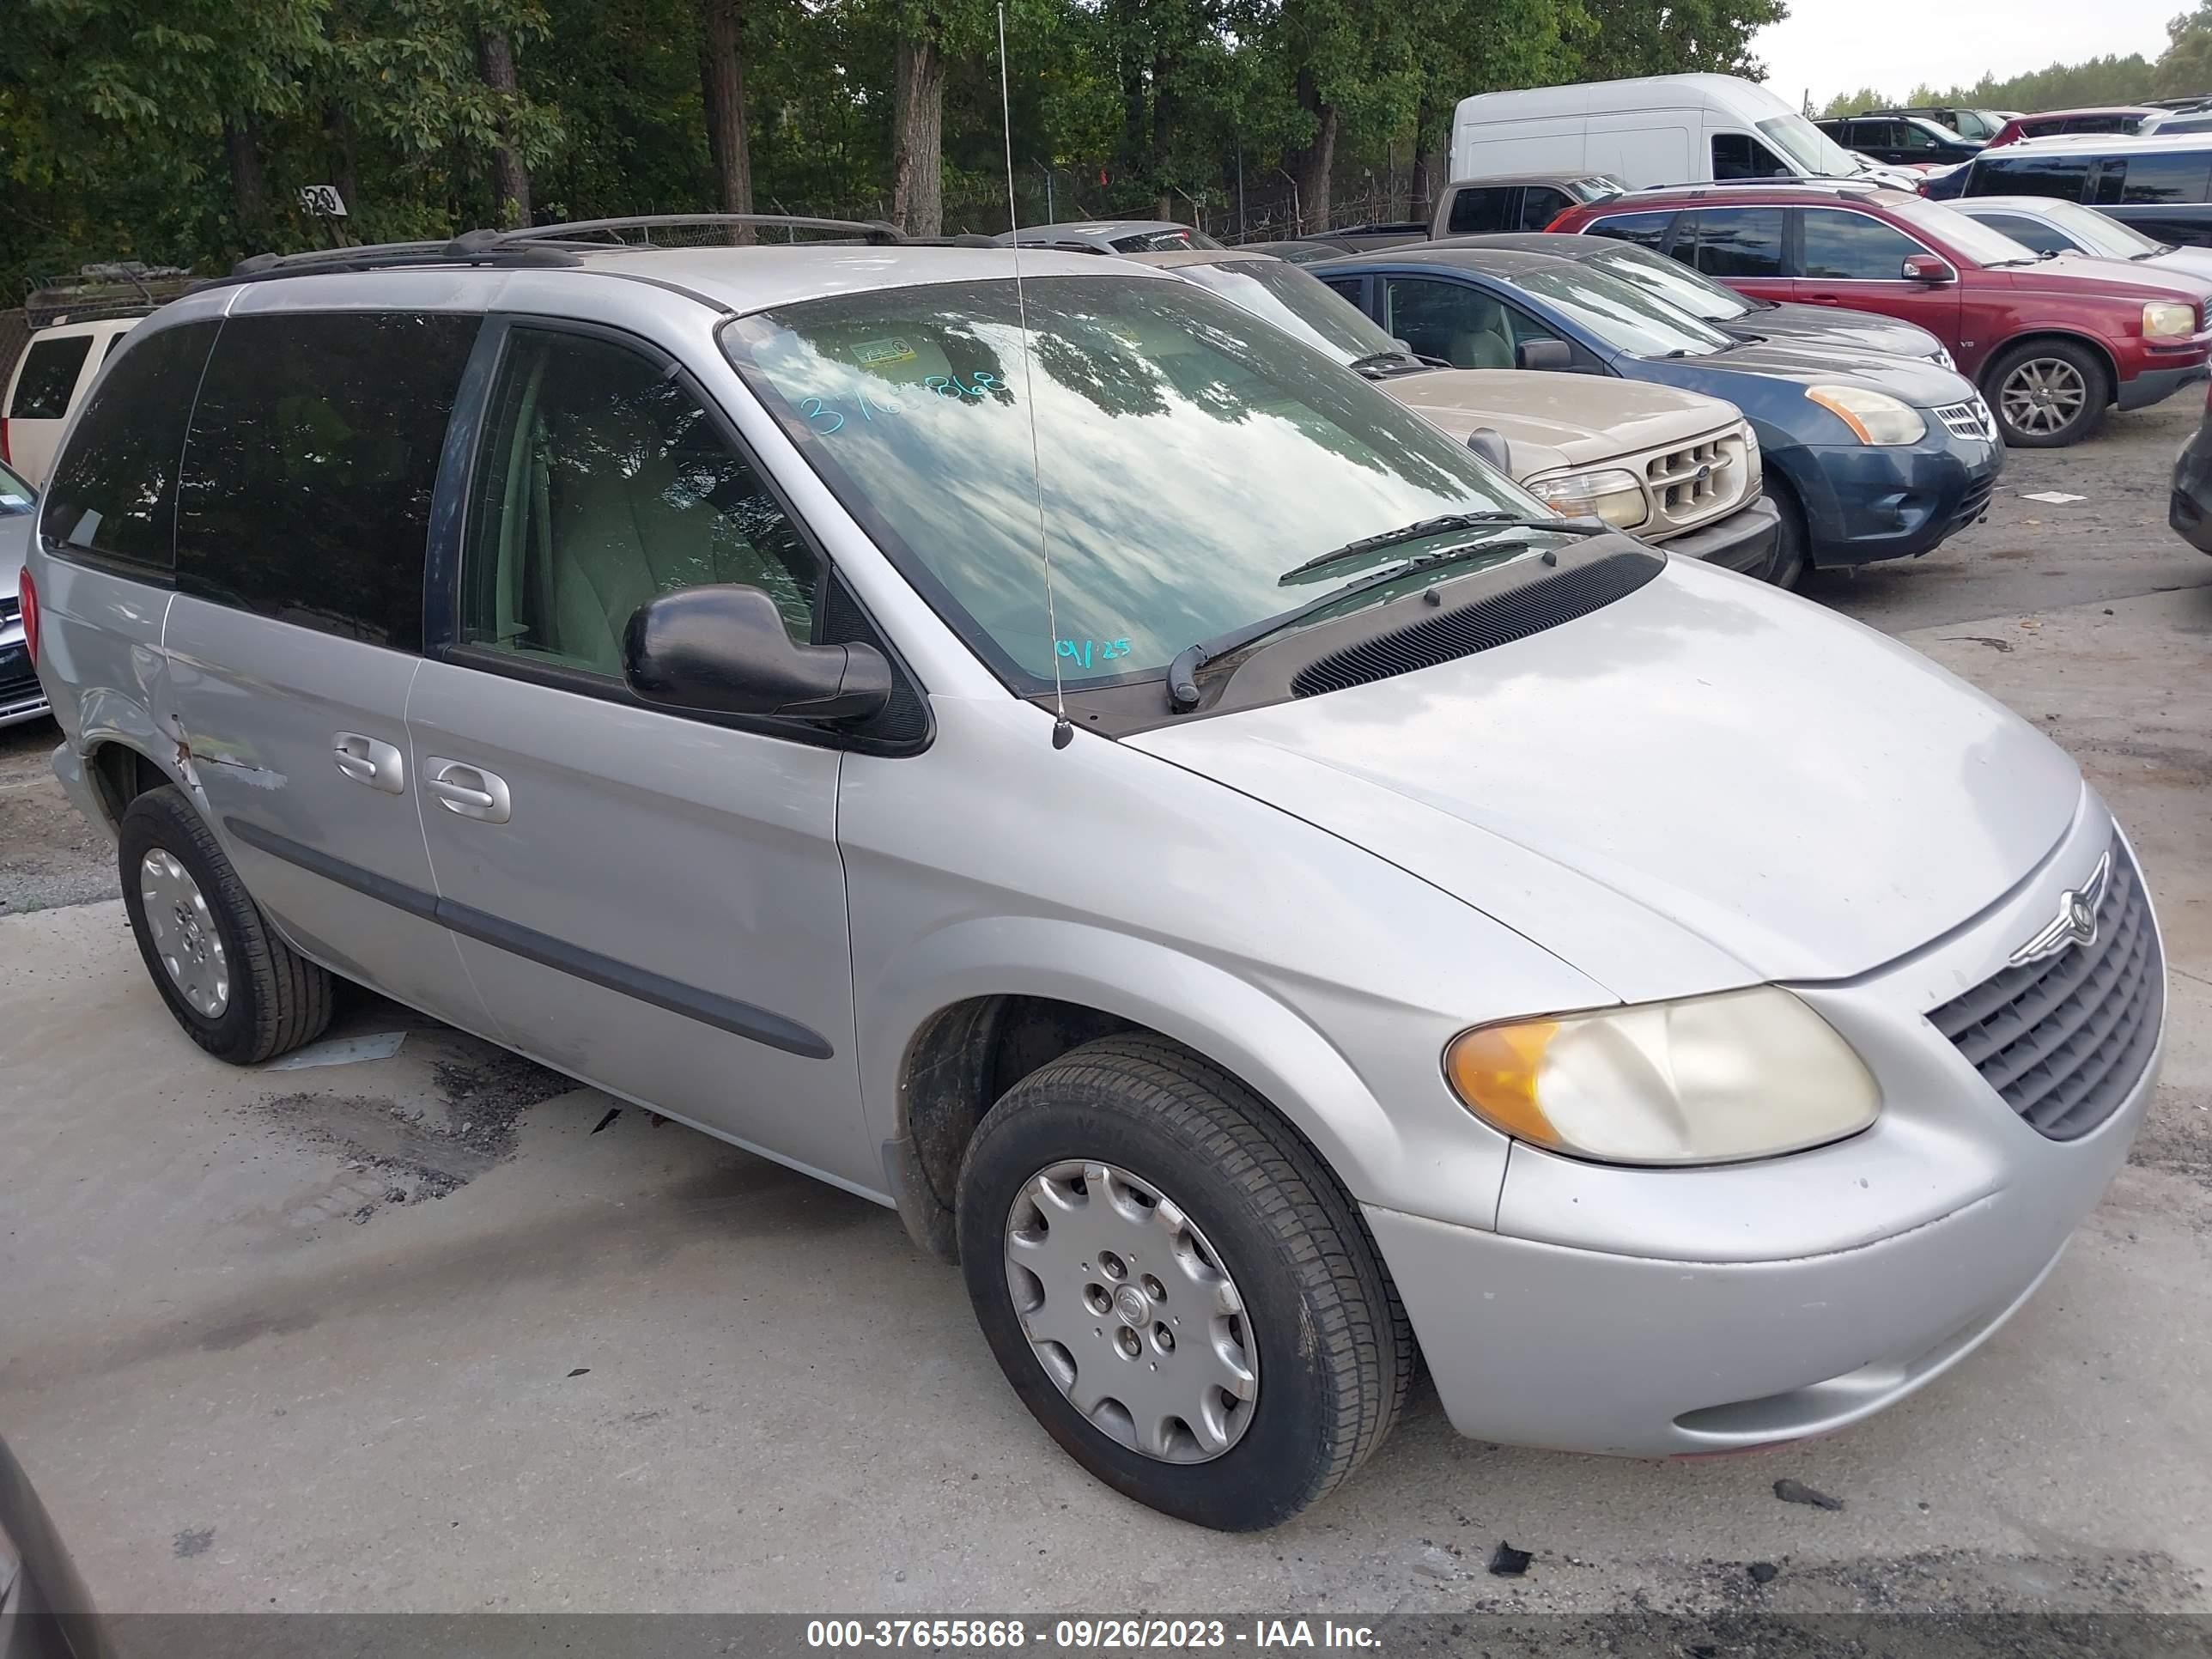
[1348,349,1432,376]
[1164,517,1613,712]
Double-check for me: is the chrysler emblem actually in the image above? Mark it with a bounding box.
[2008,852,2111,967]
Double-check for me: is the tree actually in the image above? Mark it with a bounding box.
[2157,2,2212,98]
[699,0,756,224]
[891,9,949,233]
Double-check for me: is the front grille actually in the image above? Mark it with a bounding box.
[0,595,18,626]
[1644,433,1744,526]
[1290,551,1661,699]
[1927,837,2162,1140]
[1935,397,1998,442]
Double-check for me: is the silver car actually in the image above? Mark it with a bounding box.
[1,458,47,727]
[26,218,2165,1532]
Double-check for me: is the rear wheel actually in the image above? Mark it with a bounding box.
[957,1035,1412,1531]
[1761,477,1810,589]
[1986,339,2108,448]
[118,786,332,1065]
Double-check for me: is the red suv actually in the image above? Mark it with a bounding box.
[1547,183,2212,446]
[1985,107,2161,148]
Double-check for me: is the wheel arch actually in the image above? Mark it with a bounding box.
[868,924,1409,1264]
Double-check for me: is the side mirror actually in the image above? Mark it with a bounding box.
[1516,337,1574,371]
[1902,252,1956,283]
[1466,426,1514,472]
[623,585,893,722]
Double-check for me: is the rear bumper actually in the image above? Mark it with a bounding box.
[1781,431,2002,567]
[2117,356,2211,412]
[2168,418,2212,552]
[1653,495,1778,574]
[0,633,49,728]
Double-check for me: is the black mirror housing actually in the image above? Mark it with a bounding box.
[623,585,893,723]
[1515,337,1573,372]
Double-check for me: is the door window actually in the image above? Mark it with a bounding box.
[2111,151,2212,203]
[1893,121,1942,153]
[1518,186,1572,229]
[460,327,821,678]
[1684,208,1786,278]
[1711,133,1790,179]
[1800,210,1925,279]
[1977,154,2093,200]
[1583,210,1674,251]
[1444,187,1514,234]
[9,336,92,419]
[176,313,477,649]
[39,322,218,571]
[1383,277,1519,368]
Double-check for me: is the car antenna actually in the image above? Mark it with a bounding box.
[997,1,1073,750]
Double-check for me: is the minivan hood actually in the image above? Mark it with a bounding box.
[1382,369,1740,474]
[1645,336,1975,405]
[1721,300,1945,362]
[1128,559,2081,998]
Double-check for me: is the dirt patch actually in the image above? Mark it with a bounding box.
[250,1041,574,1219]
[0,718,118,914]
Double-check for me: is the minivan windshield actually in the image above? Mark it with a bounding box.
[1505,261,1735,358]
[726,276,1551,691]
[1758,112,1872,177]
[1169,257,1407,368]
[1577,241,1755,320]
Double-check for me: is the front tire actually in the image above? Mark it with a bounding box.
[118,786,332,1065]
[1760,477,1810,589]
[957,1035,1413,1531]
[1985,339,2108,448]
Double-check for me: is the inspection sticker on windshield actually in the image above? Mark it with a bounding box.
[2021,491,2087,505]
[854,337,919,368]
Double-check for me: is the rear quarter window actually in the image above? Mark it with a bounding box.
[39,321,219,573]
[9,336,93,419]
[2111,152,2212,203]
[1975,154,2092,200]
[174,311,480,651]
[1581,210,1674,250]
[1445,187,1513,234]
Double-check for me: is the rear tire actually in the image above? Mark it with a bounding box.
[957,1034,1413,1531]
[118,786,332,1065]
[1985,339,2108,448]
[1761,477,1809,589]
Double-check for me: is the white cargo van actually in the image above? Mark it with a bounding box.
[1449,74,1916,192]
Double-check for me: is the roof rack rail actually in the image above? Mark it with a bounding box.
[25,262,198,329]
[482,213,907,247]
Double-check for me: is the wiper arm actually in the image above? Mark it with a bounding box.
[1165,519,1613,713]
[1348,350,1432,376]
[1276,512,1606,584]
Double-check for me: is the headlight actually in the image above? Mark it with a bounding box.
[1526,466,1648,528]
[2143,301,2197,339]
[1930,345,1957,371]
[1738,422,1762,486]
[1805,384,1926,446]
[1443,986,1881,1166]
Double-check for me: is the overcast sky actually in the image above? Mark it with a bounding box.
[1753,0,2179,109]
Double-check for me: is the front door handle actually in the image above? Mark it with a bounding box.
[1802,293,1845,306]
[333,732,405,794]
[424,757,512,824]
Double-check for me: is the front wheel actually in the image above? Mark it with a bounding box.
[1760,477,1810,589]
[1985,339,2109,448]
[957,1035,1413,1531]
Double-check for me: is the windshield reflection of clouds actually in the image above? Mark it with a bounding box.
[740,278,1530,687]
[1518,267,1729,358]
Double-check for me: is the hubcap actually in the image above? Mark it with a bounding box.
[1004,1160,1258,1463]
[2000,358,2087,435]
[138,849,229,1018]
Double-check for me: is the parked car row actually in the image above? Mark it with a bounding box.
[17,213,2168,1536]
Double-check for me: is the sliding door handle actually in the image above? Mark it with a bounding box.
[425,758,512,824]
[333,732,405,793]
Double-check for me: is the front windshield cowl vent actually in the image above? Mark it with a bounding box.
[1288,550,1662,699]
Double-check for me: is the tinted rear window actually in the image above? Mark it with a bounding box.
[40,322,217,572]
[1686,207,1785,278]
[1446,187,1513,234]
[1583,210,1674,250]
[175,311,479,651]
[9,336,92,419]
[1973,153,2092,200]
[2112,151,2212,202]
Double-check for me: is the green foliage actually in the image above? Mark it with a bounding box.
[3,0,1798,295]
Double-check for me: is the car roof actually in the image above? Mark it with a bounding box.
[1431,232,1612,258]
[1988,130,2212,156]
[2013,106,2162,122]
[1443,171,1609,188]
[1316,244,1583,278]
[1000,220,1193,240]
[1114,247,1273,270]
[1948,197,2080,214]
[1592,182,1923,209]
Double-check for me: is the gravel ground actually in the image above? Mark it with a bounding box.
[2,394,2208,1627]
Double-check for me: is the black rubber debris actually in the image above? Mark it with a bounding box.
[1748,1561,1779,1584]
[589,1108,622,1135]
[1487,1540,1532,1577]
[567,1367,590,1377]
[1774,1478,1844,1510]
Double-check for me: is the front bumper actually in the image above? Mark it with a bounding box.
[1368,794,2161,1458]
[1780,426,2002,567]
[2117,356,2211,413]
[1653,494,1778,575]
[2169,414,2212,552]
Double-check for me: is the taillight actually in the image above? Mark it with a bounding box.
[19,565,39,668]
[1,416,10,465]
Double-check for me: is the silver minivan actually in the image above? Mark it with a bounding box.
[26,218,2165,1532]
